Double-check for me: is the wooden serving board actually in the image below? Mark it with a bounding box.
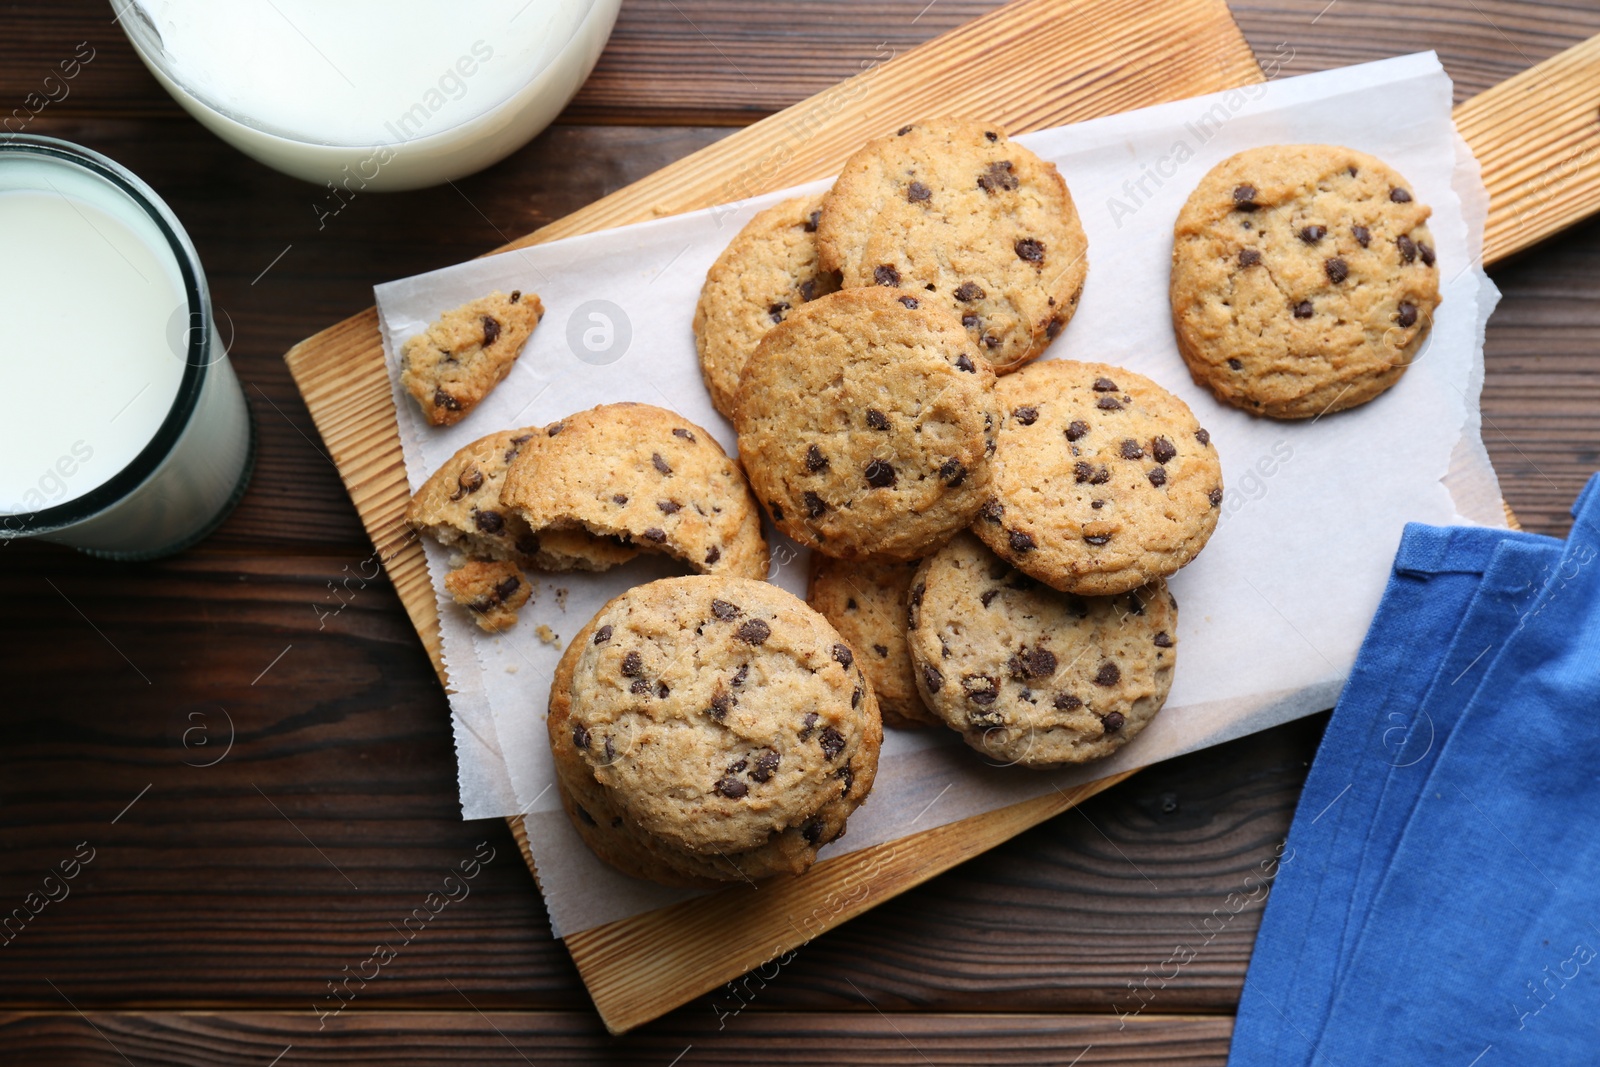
[284,0,1600,1035]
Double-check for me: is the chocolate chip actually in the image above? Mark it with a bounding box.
[768,301,790,323]
[1397,234,1416,264]
[1299,225,1326,244]
[954,281,986,302]
[640,528,665,543]
[572,722,590,749]
[1066,419,1090,442]
[708,690,733,721]
[655,681,670,699]
[1229,357,1244,369]
[1151,437,1176,464]
[1195,428,1211,446]
[455,467,484,497]
[818,727,845,761]
[705,546,721,565]
[956,353,977,372]
[481,315,501,347]
[1148,467,1167,487]
[1232,184,1258,210]
[1325,257,1349,284]
[1390,187,1412,203]
[651,452,672,476]
[873,264,900,286]
[1238,248,1262,267]
[898,124,914,136]
[803,491,828,518]
[932,458,965,487]
[1419,241,1435,267]
[620,651,643,677]
[593,625,613,645]
[963,675,999,705]
[1097,396,1123,411]
[657,500,681,514]
[1053,693,1083,711]
[864,459,897,488]
[1011,406,1040,426]
[509,290,522,304]
[1084,534,1111,546]
[1074,461,1106,484]
[898,295,919,309]
[733,664,748,687]
[1009,529,1036,553]
[980,589,999,607]
[1209,488,1223,507]
[802,819,825,845]
[804,210,821,232]
[432,387,460,412]
[1293,301,1314,319]
[985,131,998,142]
[837,764,854,795]
[1101,711,1126,732]
[1353,225,1371,248]
[629,679,650,697]
[736,618,771,645]
[961,314,980,329]
[799,278,820,303]
[980,499,1004,524]
[1094,662,1121,686]
[978,161,1019,193]
[612,493,628,505]
[492,576,521,603]
[806,444,829,471]
[708,600,742,623]
[1154,632,1173,648]
[1016,646,1057,679]
[1046,317,1064,340]
[750,749,781,783]
[769,501,784,522]
[505,434,533,462]
[603,736,616,762]
[923,665,943,693]
[474,510,504,533]
[1090,500,1104,509]
[1397,302,1418,328]
[716,776,749,799]
[1119,438,1144,460]
[799,711,819,739]
[907,180,931,203]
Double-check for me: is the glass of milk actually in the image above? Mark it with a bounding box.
[0,136,253,559]
[115,0,622,190]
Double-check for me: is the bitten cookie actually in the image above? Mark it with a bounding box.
[500,404,769,579]
[400,289,543,426]
[550,575,882,884]
[735,287,998,562]
[1171,144,1441,419]
[444,560,531,633]
[693,194,841,420]
[807,555,934,728]
[406,428,639,572]
[817,120,1088,374]
[976,360,1222,597]
[907,533,1177,767]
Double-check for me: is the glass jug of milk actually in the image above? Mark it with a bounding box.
[0,137,253,559]
[115,0,622,190]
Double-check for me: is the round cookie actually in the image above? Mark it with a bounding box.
[735,287,999,562]
[976,360,1222,597]
[693,194,841,420]
[807,555,934,728]
[500,403,769,579]
[406,428,639,572]
[550,576,882,882]
[907,533,1177,767]
[816,120,1088,374]
[1171,144,1441,419]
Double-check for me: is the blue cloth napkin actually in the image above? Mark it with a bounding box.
[1232,474,1600,1065]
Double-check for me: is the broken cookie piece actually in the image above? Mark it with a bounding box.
[445,559,532,632]
[400,289,544,426]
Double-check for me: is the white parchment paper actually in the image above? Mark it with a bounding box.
[374,53,1503,937]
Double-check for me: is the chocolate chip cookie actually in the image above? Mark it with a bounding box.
[816,120,1088,374]
[735,287,998,561]
[406,428,639,572]
[444,559,531,633]
[499,403,769,579]
[400,289,544,426]
[1171,144,1441,419]
[976,360,1222,597]
[694,194,842,420]
[907,533,1177,766]
[807,555,934,728]
[550,575,882,883]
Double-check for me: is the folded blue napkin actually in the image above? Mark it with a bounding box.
[1231,474,1600,1065]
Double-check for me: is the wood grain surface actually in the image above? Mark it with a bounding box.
[4,0,1600,1063]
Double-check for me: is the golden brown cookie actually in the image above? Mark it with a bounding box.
[443,560,531,633]
[549,576,882,884]
[500,404,769,579]
[1171,144,1441,419]
[693,194,841,420]
[735,287,998,562]
[807,555,934,728]
[400,289,543,426]
[975,360,1222,597]
[907,533,1177,767]
[817,120,1088,374]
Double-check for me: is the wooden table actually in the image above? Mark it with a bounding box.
[3,2,1597,1062]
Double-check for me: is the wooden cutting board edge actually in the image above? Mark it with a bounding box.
[284,0,1599,1035]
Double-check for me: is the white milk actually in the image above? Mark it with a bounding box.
[0,140,252,559]
[119,0,622,189]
